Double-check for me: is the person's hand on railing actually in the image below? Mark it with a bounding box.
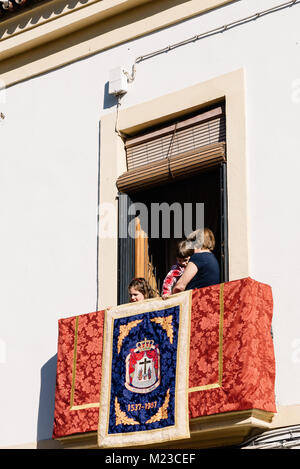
[161,294,170,300]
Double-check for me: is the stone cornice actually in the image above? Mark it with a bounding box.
[0,0,236,86]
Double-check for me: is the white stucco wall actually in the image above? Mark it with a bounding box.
[1,0,300,446]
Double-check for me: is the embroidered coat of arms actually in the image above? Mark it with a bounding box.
[125,338,160,393]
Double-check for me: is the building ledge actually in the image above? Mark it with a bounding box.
[0,0,236,87]
[57,409,274,449]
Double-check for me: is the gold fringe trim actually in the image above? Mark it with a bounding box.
[70,402,99,411]
[188,382,220,392]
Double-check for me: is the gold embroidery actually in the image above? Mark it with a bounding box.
[117,319,143,354]
[145,389,170,424]
[150,315,173,344]
[115,397,140,426]
[188,382,220,392]
[70,402,99,411]
[98,292,191,447]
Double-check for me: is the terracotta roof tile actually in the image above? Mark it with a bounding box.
[0,0,46,19]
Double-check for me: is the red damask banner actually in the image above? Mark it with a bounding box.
[188,277,276,418]
[53,311,104,437]
[52,277,276,439]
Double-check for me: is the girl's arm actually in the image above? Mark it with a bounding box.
[172,262,198,293]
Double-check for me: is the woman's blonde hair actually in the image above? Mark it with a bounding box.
[128,278,157,299]
[186,228,215,251]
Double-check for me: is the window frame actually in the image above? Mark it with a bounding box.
[97,69,248,311]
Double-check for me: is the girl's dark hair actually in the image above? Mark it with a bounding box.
[128,278,157,299]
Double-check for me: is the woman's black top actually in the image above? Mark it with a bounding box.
[186,252,220,290]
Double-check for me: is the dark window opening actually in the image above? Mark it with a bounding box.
[117,102,228,303]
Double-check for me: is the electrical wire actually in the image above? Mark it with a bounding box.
[239,425,300,449]
[114,94,127,140]
[132,0,299,66]
[118,1,299,137]
[242,438,300,449]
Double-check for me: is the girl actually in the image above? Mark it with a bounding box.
[128,278,157,302]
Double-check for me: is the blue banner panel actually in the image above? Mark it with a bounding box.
[98,292,191,448]
[109,305,180,433]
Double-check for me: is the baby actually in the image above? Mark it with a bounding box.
[161,240,194,299]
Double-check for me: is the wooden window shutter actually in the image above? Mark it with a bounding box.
[135,217,159,294]
[117,105,226,193]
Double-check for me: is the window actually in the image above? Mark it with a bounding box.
[117,102,228,302]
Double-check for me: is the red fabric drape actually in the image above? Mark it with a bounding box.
[188,277,276,418]
[52,311,104,438]
[52,277,276,439]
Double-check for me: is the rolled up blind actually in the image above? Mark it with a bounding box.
[117,104,226,193]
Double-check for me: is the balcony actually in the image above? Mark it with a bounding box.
[52,277,276,449]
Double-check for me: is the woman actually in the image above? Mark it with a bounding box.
[172,228,220,293]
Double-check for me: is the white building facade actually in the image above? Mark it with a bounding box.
[0,0,300,448]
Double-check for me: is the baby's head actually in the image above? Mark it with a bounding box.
[177,257,189,267]
[176,240,194,267]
